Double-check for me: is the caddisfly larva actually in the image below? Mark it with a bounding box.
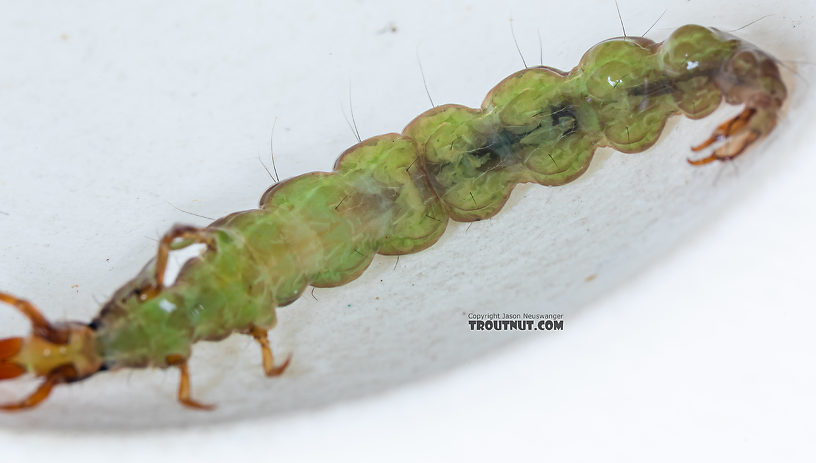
[0,24,787,410]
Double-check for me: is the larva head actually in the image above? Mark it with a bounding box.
[0,292,103,397]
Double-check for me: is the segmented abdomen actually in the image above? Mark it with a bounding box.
[94,24,785,368]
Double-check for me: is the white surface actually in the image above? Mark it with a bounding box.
[0,0,814,460]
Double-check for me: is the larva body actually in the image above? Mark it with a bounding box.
[0,25,786,410]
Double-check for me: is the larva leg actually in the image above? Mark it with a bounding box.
[688,108,759,165]
[0,365,76,411]
[165,354,214,411]
[138,225,215,301]
[248,325,291,377]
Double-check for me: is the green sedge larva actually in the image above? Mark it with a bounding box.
[0,24,786,410]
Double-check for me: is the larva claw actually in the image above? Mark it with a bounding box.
[0,376,59,411]
[0,292,61,343]
[265,354,292,377]
[178,396,215,411]
[249,325,291,377]
[687,152,718,166]
[688,107,760,165]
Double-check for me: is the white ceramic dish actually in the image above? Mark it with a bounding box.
[1,0,814,460]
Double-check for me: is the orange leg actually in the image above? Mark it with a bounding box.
[249,326,291,377]
[166,355,214,410]
[0,365,76,411]
[688,107,759,165]
[138,226,215,301]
